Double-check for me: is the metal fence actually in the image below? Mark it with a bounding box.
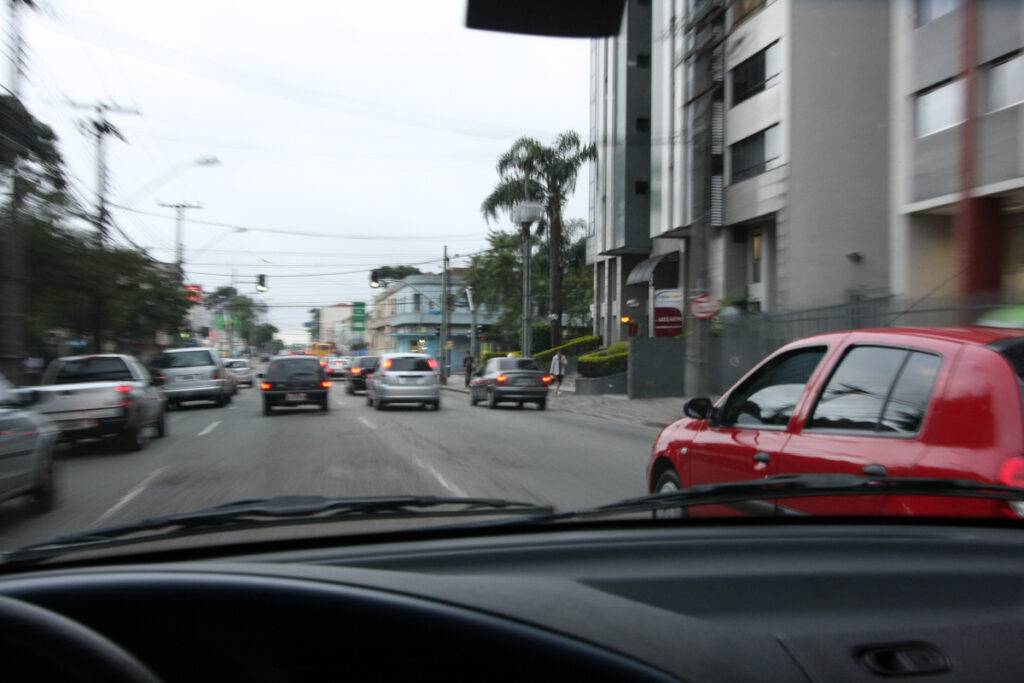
[713,291,1018,393]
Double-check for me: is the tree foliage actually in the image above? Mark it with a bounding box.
[375,265,422,282]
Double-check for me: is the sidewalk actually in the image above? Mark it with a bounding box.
[443,372,683,430]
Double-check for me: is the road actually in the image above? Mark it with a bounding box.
[0,381,660,551]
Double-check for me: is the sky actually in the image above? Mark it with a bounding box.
[5,1,592,341]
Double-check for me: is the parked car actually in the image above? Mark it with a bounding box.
[224,359,255,388]
[0,372,60,510]
[366,353,440,411]
[156,347,232,408]
[325,357,350,381]
[259,356,331,415]
[345,356,379,394]
[470,357,552,410]
[648,326,1024,518]
[29,354,166,451]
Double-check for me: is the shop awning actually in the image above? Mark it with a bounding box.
[626,253,677,286]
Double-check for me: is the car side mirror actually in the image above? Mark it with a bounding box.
[150,375,164,387]
[684,397,714,420]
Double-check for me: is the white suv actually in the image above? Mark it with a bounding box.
[366,353,440,411]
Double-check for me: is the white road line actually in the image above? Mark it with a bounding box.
[357,416,377,430]
[92,466,168,527]
[198,420,222,436]
[409,453,468,497]
[335,399,346,408]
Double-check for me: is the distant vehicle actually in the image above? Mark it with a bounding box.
[259,356,331,415]
[309,342,336,358]
[325,357,350,380]
[156,347,232,409]
[366,353,440,411]
[224,359,255,388]
[470,357,552,410]
[0,372,60,510]
[345,356,379,394]
[31,354,167,450]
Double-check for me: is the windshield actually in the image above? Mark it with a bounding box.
[3,0,1024,558]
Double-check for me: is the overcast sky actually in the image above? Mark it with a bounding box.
[6,1,592,342]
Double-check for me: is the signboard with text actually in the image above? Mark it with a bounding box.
[654,289,684,337]
[351,301,366,332]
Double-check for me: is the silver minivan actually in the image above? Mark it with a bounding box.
[156,347,232,408]
[366,353,440,411]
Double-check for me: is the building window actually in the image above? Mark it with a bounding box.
[914,79,964,137]
[731,0,766,27]
[636,117,651,132]
[730,125,781,183]
[731,42,781,106]
[413,293,421,311]
[988,53,1024,112]
[635,53,651,68]
[915,0,960,26]
[635,181,650,195]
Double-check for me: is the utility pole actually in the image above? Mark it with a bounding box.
[467,287,478,362]
[71,101,140,247]
[439,246,450,384]
[157,201,202,273]
[0,0,27,383]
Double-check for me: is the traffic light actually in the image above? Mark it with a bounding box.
[369,270,381,288]
[256,274,267,292]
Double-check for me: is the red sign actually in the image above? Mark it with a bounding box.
[688,294,719,320]
[654,289,683,337]
[185,285,202,303]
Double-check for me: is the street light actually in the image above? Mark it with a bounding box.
[123,156,221,207]
[512,200,543,357]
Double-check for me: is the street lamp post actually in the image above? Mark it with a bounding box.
[512,200,543,357]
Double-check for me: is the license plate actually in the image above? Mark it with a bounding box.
[285,393,307,401]
[61,419,98,431]
[180,374,198,381]
[517,379,533,387]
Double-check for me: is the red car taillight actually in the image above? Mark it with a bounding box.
[998,457,1024,516]
[321,380,332,388]
[496,374,508,386]
[115,384,133,407]
[260,382,272,391]
[541,375,553,385]
[319,360,328,367]
[351,368,362,375]
[382,359,393,369]
[428,359,439,370]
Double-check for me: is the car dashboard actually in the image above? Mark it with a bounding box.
[0,521,1022,681]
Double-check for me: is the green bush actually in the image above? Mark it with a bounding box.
[481,350,521,364]
[534,335,602,364]
[578,342,630,378]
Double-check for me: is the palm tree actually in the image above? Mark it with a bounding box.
[481,131,595,347]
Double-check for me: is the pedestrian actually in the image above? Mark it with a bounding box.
[549,350,568,396]
[462,350,473,388]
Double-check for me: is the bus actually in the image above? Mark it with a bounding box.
[310,342,336,358]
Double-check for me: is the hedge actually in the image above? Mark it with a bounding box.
[534,335,602,365]
[578,341,630,378]
[481,350,521,364]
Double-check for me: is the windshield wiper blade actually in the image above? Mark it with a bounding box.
[0,495,553,566]
[556,474,1024,521]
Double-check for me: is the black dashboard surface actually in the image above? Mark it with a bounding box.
[2,522,1024,682]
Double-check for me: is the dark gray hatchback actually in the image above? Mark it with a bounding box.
[259,357,331,415]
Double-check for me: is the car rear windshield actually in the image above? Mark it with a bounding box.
[266,359,322,380]
[357,357,379,368]
[499,358,540,371]
[389,358,432,371]
[159,350,214,369]
[226,361,248,369]
[46,357,134,384]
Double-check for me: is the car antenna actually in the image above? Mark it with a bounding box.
[887,265,968,327]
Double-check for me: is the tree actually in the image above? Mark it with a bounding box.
[481,131,595,347]
[252,323,278,349]
[375,265,422,282]
[308,308,320,340]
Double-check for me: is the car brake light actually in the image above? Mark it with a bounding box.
[320,360,328,367]
[998,457,1024,516]
[382,359,393,369]
[115,385,132,393]
[351,368,361,375]
[260,382,272,390]
[541,375,553,384]
[212,370,220,379]
[428,359,439,370]
[496,374,508,385]
[321,380,331,388]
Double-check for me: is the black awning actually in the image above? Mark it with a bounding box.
[626,253,678,286]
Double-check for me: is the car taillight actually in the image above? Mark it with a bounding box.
[496,374,508,385]
[428,359,438,370]
[260,382,272,390]
[321,380,331,388]
[319,360,328,367]
[382,359,393,369]
[541,375,553,384]
[115,385,132,393]
[998,457,1024,516]
[115,384,133,407]
[351,368,362,375]
[212,370,220,379]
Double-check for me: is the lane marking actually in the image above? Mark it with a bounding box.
[198,420,222,436]
[335,399,346,408]
[357,416,377,430]
[92,466,168,527]
[409,453,468,497]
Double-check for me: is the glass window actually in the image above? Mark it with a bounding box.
[721,347,827,428]
[389,358,432,372]
[732,0,766,27]
[988,54,1024,112]
[914,80,964,137]
[266,358,321,380]
[158,350,214,369]
[499,358,540,371]
[880,353,942,433]
[730,124,781,183]
[731,42,781,106]
[916,0,961,26]
[47,357,134,384]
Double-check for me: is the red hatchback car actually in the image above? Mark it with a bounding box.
[648,327,1024,518]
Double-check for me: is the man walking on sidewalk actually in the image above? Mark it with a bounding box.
[462,351,474,388]
[549,350,568,396]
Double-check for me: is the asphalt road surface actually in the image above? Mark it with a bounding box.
[0,382,661,552]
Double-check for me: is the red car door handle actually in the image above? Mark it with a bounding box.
[753,452,771,464]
